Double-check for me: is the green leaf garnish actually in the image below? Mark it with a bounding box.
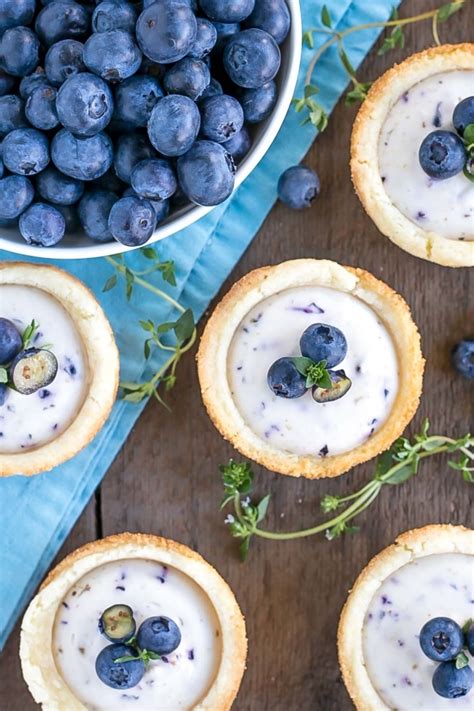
[291,356,332,389]
[462,123,474,147]
[220,419,473,560]
[22,319,39,349]
[436,0,464,23]
[321,5,332,28]
[455,651,470,669]
[0,367,8,384]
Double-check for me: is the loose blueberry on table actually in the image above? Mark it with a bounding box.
[0,0,290,247]
[452,339,474,380]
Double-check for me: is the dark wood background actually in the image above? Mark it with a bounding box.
[2,2,473,708]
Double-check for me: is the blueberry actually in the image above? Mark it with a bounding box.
[84,30,142,83]
[10,347,59,393]
[223,29,280,88]
[420,617,464,662]
[19,202,66,246]
[136,616,181,656]
[92,1,137,33]
[0,69,15,98]
[35,2,90,47]
[0,318,22,365]
[52,129,113,180]
[36,166,84,206]
[20,69,50,99]
[147,95,200,157]
[188,18,217,59]
[99,604,136,643]
[200,0,255,22]
[124,187,170,225]
[131,159,177,201]
[300,324,347,368]
[25,85,59,131]
[114,133,155,183]
[267,357,307,398]
[312,370,352,403]
[55,203,79,233]
[95,644,145,690]
[114,75,163,128]
[244,0,290,44]
[223,126,251,163]
[177,140,235,206]
[451,339,474,379]
[453,96,474,136]
[93,168,126,194]
[199,78,223,101]
[136,2,197,64]
[278,166,320,209]
[3,129,50,176]
[0,175,34,219]
[212,22,241,52]
[0,27,40,77]
[45,40,85,87]
[0,0,36,34]
[466,622,474,655]
[78,189,116,241]
[163,58,210,101]
[432,661,473,699]
[240,81,277,123]
[0,96,27,138]
[200,94,244,143]
[56,73,114,137]
[108,195,156,246]
[419,130,467,179]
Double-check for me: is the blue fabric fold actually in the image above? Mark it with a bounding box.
[0,0,401,649]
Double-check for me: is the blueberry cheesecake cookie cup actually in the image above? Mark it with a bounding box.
[20,533,247,710]
[0,262,119,476]
[351,43,474,267]
[338,524,474,710]
[197,259,424,479]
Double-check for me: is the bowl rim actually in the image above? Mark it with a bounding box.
[0,0,302,261]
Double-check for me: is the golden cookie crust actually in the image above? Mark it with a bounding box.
[20,533,247,711]
[351,43,474,267]
[197,259,424,479]
[0,261,119,476]
[338,524,474,711]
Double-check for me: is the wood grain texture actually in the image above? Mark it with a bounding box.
[1,2,473,708]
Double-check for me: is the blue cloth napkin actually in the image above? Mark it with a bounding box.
[0,0,401,649]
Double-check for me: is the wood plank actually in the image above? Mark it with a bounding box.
[1,1,473,709]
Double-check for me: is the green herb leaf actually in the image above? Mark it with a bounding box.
[22,319,39,349]
[142,246,157,260]
[302,30,314,49]
[257,494,271,523]
[0,367,8,384]
[221,460,254,497]
[321,5,332,28]
[125,268,134,301]
[304,83,319,99]
[455,651,469,669]
[239,537,251,561]
[462,123,474,146]
[174,308,195,344]
[291,356,314,376]
[103,274,118,292]
[462,618,473,634]
[158,260,177,286]
[437,0,464,23]
[384,457,419,485]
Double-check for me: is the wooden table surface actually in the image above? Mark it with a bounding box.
[2,2,473,708]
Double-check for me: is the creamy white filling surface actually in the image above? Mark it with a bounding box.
[378,70,474,240]
[53,559,222,711]
[227,286,399,457]
[0,285,88,453]
[363,553,474,710]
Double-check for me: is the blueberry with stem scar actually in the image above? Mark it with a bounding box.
[420,617,464,662]
[95,643,145,689]
[136,616,181,656]
[300,323,347,368]
[267,357,307,399]
[10,348,58,395]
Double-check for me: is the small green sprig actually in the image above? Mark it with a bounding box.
[221,419,474,560]
[461,123,474,183]
[291,356,332,389]
[114,648,161,665]
[295,1,465,128]
[104,249,197,408]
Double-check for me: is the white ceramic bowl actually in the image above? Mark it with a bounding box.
[0,2,302,260]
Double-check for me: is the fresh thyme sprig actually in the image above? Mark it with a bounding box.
[294,0,465,129]
[292,356,332,389]
[221,419,474,560]
[104,248,197,408]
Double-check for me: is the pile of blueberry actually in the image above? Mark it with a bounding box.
[419,96,474,181]
[95,603,182,688]
[0,0,290,248]
[419,616,474,699]
[0,317,58,404]
[267,323,352,403]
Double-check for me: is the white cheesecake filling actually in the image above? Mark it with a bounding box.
[363,553,474,710]
[53,559,222,711]
[227,286,399,457]
[378,70,474,241]
[0,285,88,453]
